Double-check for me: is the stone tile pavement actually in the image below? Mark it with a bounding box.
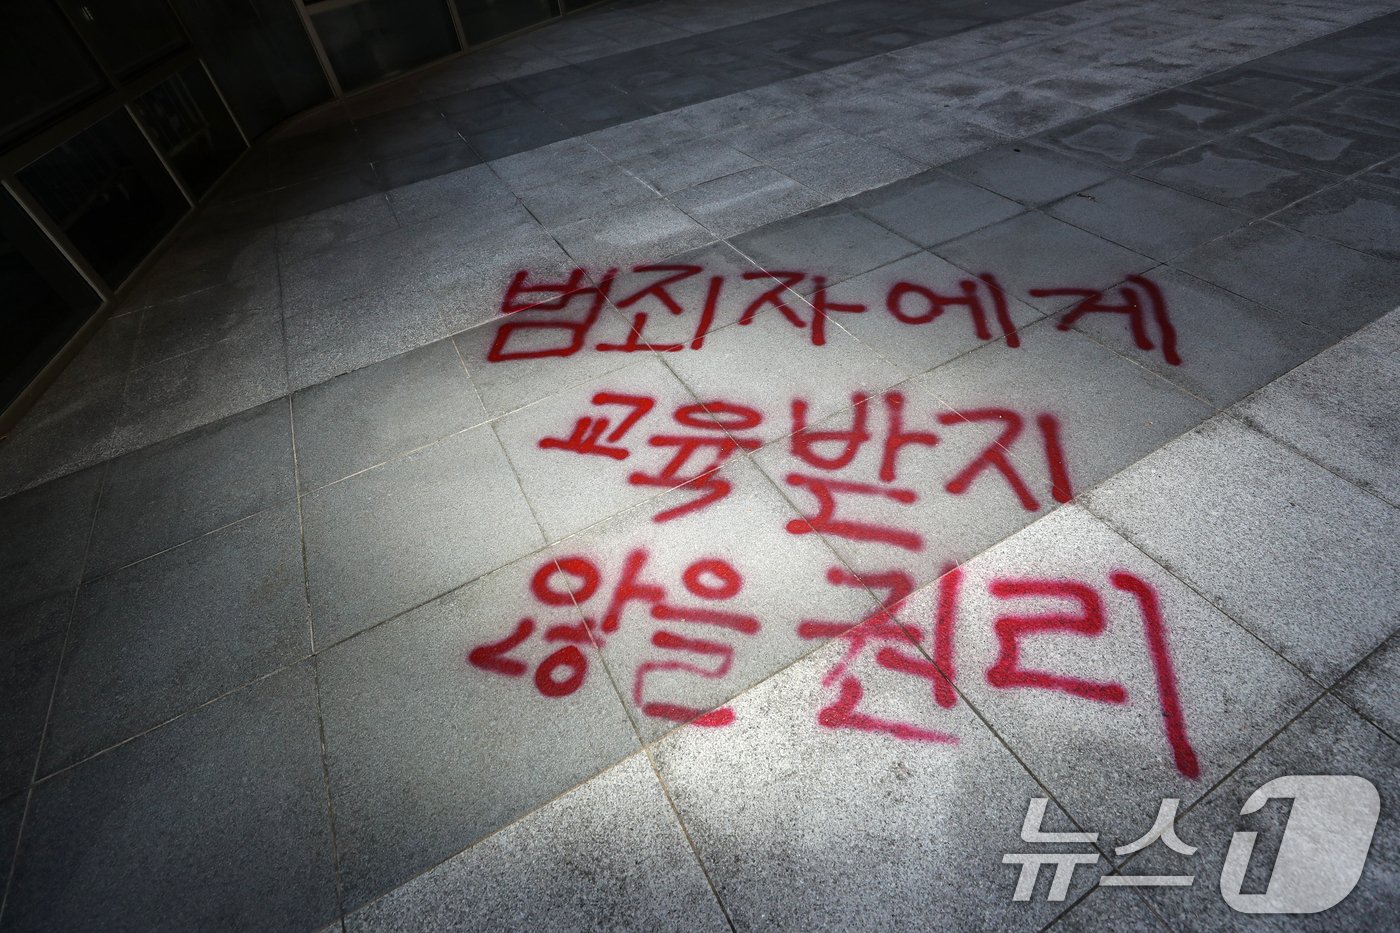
[1,0,1399,929]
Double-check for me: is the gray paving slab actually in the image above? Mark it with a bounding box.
[765,136,924,199]
[868,114,1009,168]
[550,197,714,271]
[87,398,295,577]
[661,297,905,430]
[0,375,124,500]
[1048,887,1166,931]
[553,455,878,741]
[0,594,69,797]
[0,466,103,614]
[117,319,288,454]
[913,319,1213,498]
[1043,176,1250,262]
[1233,309,1400,504]
[301,425,544,644]
[729,203,921,288]
[669,165,826,239]
[934,211,1156,314]
[517,162,658,228]
[1085,416,1400,685]
[493,356,701,541]
[285,292,449,392]
[42,503,310,773]
[1335,631,1400,740]
[1172,221,1400,336]
[1135,142,1338,216]
[818,249,1043,377]
[1230,112,1400,176]
[620,137,760,195]
[451,304,646,418]
[943,142,1114,207]
[651,610,1098,932]
[718,111,850,160]
[1128,697,1400,931]
[1037,114,1204,172]
[2,663,338,933]
[1188,67,1340,110]
[291,339,486,492]
[385,163,519,228]
[900,506,1318,853]
[1271,177,1400,260]
[848,170,1025,248]
[1109,88,1270,137]
[131,273,282,369]
[342,756,727,932]
[1066,266,1333,408]
[317,555,640,910]
[277,193,400,267]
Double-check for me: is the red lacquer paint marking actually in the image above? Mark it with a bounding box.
[986,578,1129,704]
[1112,571,1200,779]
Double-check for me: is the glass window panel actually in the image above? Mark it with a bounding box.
[313,0,459,93]
[170,0,331,140]
[132,65,245,196]
[0,3,107,146]
[56,0,188,79]
[455,0,558,45]
[18,110,187,287]
[0,188,100,409]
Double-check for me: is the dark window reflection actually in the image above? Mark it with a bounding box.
[171,0,331,140]
[0,3,107,146]
[19,110,187,287]
[133,65,245,196]
[0,189,100,408]
[314,0,459,92]
[56,0,188,79]
[455,0,558,44]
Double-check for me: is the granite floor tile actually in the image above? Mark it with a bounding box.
[1073,267,1332,407]
[944,142,1114,207]
[385,163,518,228]
[276,194,399,267]
[1271,177,1400,259]
[729,204,921,289]
[318,556,640,910]
[132,273,281,369]
[1188,67,1339,110]
[87,398,295,576]
[934,211,1156,314]
[898,506,1319,854]
[1135,142,1338,216]
[1044,177,1249,262]
[1037,114,1203,172]
[3,663,337,933]
[42,504,310,772]
[1108,88,1270,137]
[342,756,726,932]
[553,456,879,742]
[1335,631,1400,739]
[823,250,1043,377]
[285,292,448,392]
[662,299,906,430]
[301,426,544,644]
[493,356,702,541]
[669,166,826,239]
[1130,698,1400,931]
[766,137,924,199]
[620,137,759,195]
[0,595,70,797]
[1172,221,1400,336]
[652,612,1098,931]
[0,466,103,615]
[1231,112,1400,175]
[550,198,713,271]
[849,170,1025,247]
[117,320,288,454]
[292,339,486,492]
[1233,310,1400,504]
[1085,416,1400,685]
